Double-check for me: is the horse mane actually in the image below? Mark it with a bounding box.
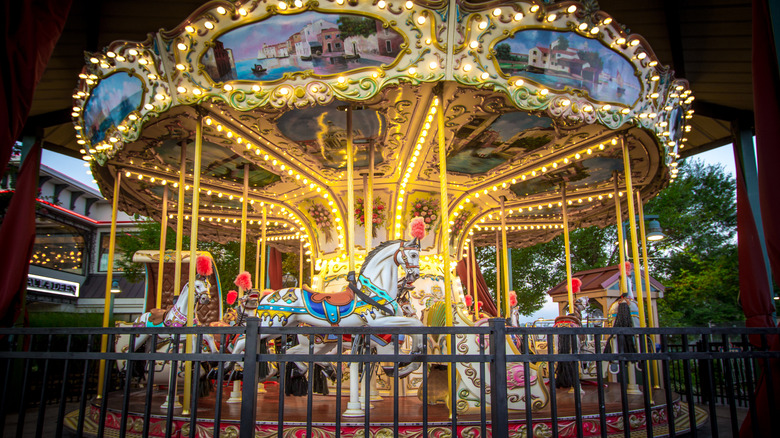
[359,240,404,276]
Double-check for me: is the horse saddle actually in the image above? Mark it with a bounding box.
[301,285,356,325]
[148,307,169,326]
[304,284,354,306]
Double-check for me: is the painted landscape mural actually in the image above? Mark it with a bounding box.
[84,73,143,143]
[202,12,403,82]
[496,30,641,105]
[276,102,386,170]
[154,140,280,188]
[446,112,554,174]
[509,156,624,197]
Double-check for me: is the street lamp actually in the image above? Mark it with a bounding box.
[109,280,121,322]
[646,219,665,241]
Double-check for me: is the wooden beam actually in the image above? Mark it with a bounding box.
[663,0,686,78]
[692,100,754,125]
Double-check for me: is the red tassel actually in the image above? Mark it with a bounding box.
[196,255,213,277]
[226,290,238,305]
[235,271,252,290]
[465,294,473,307]
[509,290,518,307]
[571,278,582,294]
[623,261,632,273]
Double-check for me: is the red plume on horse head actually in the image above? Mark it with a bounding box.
[226,290,238,305]
[464,294,473,308]
[570,278,582,294]
[410,217,425,240]
[196,255,213,277]
[509,290,518,307]
[235,271,252,290]
[623,261,632,273]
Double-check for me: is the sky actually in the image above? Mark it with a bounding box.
[41,142,739,324]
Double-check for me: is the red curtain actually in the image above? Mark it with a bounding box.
[0,141,41,325]
[1,0,72,176]
[456,254,497,317]
[268,247,283,290]
[739,1,780,435]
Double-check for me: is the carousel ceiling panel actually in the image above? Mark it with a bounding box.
[71,0,693,260]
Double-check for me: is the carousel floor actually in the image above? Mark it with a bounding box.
[65,382,708,437]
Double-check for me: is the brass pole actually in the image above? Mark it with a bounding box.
[239,164,249,297]
[255,236,260,287]
[363,174,371,253]
[470,240,478,321]
[173,142,187,297]
[368,140,375,250]
[97,171,121,398]
[562,184,574,313]
[613,173,628,296]
[637,191,661,388]
[499,196,510,319]
[495,230,501,316]
[156,185,168,309]
[436,95,453,328]
[346,106,356,274]
[183,115,203,414]
[260,206,267,291]
[621,136,647,328]
[299,239,304,287]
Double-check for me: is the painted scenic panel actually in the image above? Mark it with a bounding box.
[276,102,386,170]
[447,112,554,175]
[84,73,143,143]
[202,12,403,82]
[154,140,281,188]
[509,156,624,197]
[496,30,641,105]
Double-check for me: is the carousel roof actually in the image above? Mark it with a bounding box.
[67,0,694,260]
[33,0,749,262]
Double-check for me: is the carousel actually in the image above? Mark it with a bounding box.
[68,0,705,436]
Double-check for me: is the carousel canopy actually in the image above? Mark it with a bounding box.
[70,0,694,261]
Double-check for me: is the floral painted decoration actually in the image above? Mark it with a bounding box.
[355,197,386,237]
[308,203,333,242]
[450,209,471,243]
[409,197,439,231]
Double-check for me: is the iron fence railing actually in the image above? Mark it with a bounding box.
[1,320,778,438]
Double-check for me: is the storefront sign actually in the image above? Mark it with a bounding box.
[27,274,80,298]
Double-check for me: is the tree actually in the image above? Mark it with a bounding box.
[475,159,742,325]
[116,221,258,297]
[495,43,513,61]
[554,35,570,51]
[337,16,377,39]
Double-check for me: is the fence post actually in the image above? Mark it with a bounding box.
[240,317,260,438]
[490,318,508,438]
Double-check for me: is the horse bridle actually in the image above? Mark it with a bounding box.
[394,244,420,288]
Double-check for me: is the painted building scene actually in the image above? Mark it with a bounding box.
[496,29,642,105]
[202,12,403,82]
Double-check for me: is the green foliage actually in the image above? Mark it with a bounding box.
[114,221,257,296]
[495,43,513,60]
[577,50,603,71]
[657,248,742,326]
[476,159,741,325]
[554,35,570,51]
[337,16,377,39]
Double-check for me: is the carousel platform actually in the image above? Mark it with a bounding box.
[64,382,707,437]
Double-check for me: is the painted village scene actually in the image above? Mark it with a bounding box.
[202,12,403,82]
[496,29,642,105]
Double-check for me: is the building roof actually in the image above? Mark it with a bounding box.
[79,274,145,299]
[547,264,666,297]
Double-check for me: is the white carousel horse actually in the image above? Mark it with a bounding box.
[114,278,219,385]
[223,237,425,375]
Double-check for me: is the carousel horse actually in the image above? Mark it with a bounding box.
[114,256,218,385]
[552,280,587,389]
[222,218,428,379]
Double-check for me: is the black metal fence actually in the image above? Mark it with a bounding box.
[1,320,778,438]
